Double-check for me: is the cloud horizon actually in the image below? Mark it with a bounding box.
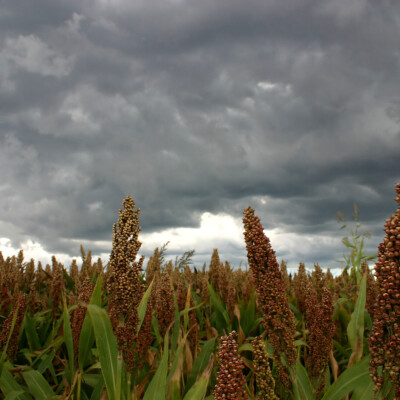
[1,0,399,272]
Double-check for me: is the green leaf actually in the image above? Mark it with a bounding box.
[238,343,253,352]
[78,276,103,370]
[183,376,208,400]
[185,338,216,393]
[166,334,186,389]
[4,391,27,400]
[294,340,309,348]
[342,238,356,249]
[178,301,204,318]
[22,314,40,351]
[291,359,315,400]
[152,313,163,344]
[321,356,371,400]
[351,378,374,400]
[347,275,367,363]
[89,374,105,400]
[0,367,31,400]
[143,331,169,400]
[22,370,57,400]
[208,284,231,333]
[87,304,120,400]
[137,280,153,333]
[0,304,20,375]
[62,296,76,378]
[169,380,181,400]
[37,350,56,374]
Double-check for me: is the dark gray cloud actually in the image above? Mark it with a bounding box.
[0,0,399,270]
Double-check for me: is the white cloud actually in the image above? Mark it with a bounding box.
[141,212,244,254]
[88,201,103,213]
[0,237,73,266]
[257,81,277,90]
[4,34,74,77]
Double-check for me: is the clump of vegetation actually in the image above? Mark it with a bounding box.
[0,183,398,399]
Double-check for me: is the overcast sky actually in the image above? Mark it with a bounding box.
[1,0,399,273]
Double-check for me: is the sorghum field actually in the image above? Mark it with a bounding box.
[1,183,399,400]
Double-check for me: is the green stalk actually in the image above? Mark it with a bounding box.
[116,351,123,400]
[77,372,81,400]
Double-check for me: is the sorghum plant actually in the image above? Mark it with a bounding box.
[209,248,222,292]
[106,196,145,372]
[252,336,278,400]
[293,263,308,314]
[146,247,161,284]
[71,277,94,365]
[305,284,335,394]
[218,262,237,315]
[213,330,248,400]
[155,270,175,337]
[243,207,297,386]
[280,260,291,294]
[0,289,27,360]
[311,264,325,301]
[369,183,400,397]
[50,256,65,318]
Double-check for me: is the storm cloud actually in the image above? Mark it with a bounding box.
[1,0,399,272]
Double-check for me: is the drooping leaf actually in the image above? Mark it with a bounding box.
[321,356,372,400]
[4,390,27,400]
[22,370,57,400]
[0,367,31,400]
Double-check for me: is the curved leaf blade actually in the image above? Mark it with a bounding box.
[143,331,169,400]
[22,370,56,400]
[183,376,208,400]
[87,304,119,400]
[321,356,372,400]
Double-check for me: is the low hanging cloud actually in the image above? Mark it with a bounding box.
[0,0,399,271]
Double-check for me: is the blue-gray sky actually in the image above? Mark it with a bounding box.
[0,0,399,273]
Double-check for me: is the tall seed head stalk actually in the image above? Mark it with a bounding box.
[293,262,308,314]
[243,207,297,386]
[146,247,161,284]
[305,284,335,395]
[155,270,174,337]
[209,249,222,292]
[106,196,145,372]
[369,183,400,397]
[50,256,65,318]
